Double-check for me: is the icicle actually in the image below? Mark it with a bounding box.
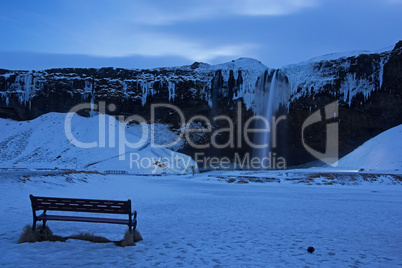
[379,55,389,89]
[141,80,148,106]
[150,81,155,96]
[122,81,128,98]
[14,72,34,107]
[168,80,176,102]
[84,79,92,93]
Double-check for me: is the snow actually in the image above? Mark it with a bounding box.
[0,72,46,107]
[337,124,402,171]
[83,79,92,93]
[0,47,395,114]
[341,72,374,106]
[299,46,393,64]
[0,84,401,266]
[379,55,389,88]
[206,58,268,110]
[0,171,401,267]
[168,80,176,101]
[0,113,195,174]
[282,48,392,105]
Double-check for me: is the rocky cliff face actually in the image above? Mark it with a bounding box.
[0,58,265,121]
[283,41,402,165]
[0,42,401,168]
[0,58,267,166]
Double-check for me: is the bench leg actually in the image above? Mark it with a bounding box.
[32,220,36,232]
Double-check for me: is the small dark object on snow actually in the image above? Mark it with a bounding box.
[307,246,315,253]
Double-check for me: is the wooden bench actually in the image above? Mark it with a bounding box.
[29,194,137,234]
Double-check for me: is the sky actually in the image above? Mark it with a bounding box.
[0,0,401,70]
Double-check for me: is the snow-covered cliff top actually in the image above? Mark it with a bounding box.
[0,57,268,111]
[282,47,393,105]
[295,46,393,65]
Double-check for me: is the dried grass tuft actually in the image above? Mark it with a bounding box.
[18,225,36,243]
[18,224,66,243]
[120,230,135,247]
[117,229,143,247]
[18,224,142,246]
[133,229,143,242]
[69,232,111,243]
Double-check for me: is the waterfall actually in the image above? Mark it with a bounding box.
[90,96,96,117]
[253,69,290,168]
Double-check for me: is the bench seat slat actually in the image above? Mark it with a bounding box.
[31,196,130,214]
[37,215,130,225]
[34,205,128,214]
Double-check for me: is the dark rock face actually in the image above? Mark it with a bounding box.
[0,60,264,122]
[284,42,402,166]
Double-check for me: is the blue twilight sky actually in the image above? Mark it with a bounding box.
[0,0,401,70]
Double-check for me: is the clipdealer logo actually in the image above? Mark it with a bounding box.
[301,101,339,167]
[63,101,339,171]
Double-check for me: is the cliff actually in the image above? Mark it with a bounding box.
[1,42,401,167]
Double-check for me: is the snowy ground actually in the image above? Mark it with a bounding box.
[1,112,401,266]
[0,171,401,267]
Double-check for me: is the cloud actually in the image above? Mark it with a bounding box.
[0,0,317,66]
[229,0,318,16]
[131,0,318,25]
[66,27,257,62]
[34,2,261,63]
[76,0,316,62]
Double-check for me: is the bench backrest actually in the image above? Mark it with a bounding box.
[30,195,131,214]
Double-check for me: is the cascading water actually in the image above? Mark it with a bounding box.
[253,69,290,169]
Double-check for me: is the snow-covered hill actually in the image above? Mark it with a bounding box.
[337,124,402,171]
[0,113,196,174]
